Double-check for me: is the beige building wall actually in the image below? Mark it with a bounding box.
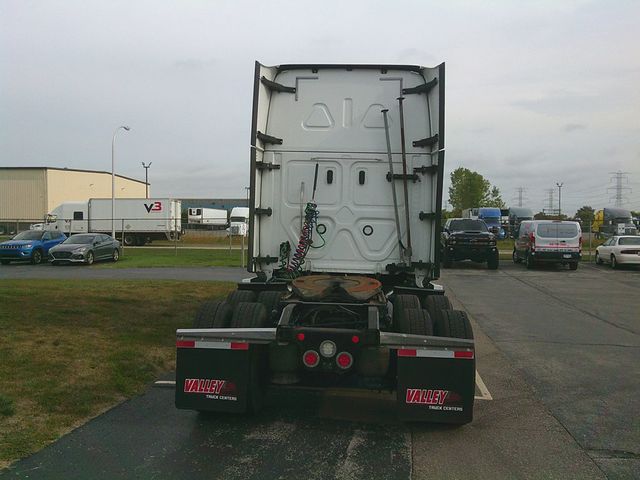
[0,169,47,220]
[0,168,148,221]
[46,169,147,213]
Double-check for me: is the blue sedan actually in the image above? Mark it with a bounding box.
[0,230,67,265]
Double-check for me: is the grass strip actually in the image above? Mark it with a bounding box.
[0,279,234,468]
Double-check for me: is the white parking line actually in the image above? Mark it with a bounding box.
[475,371,493,401]
[154,380,176,386]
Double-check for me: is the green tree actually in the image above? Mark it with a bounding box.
[448,167,505,215]
[574,205,594,225]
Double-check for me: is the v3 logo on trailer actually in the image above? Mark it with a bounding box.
[144,202,162,213]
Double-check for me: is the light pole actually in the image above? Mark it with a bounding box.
[556,182,564,218]
[112,126,131,238]
[142,162,152,198]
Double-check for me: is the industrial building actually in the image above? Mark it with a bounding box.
[0,167,148,222]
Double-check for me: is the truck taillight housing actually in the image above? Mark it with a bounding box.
[303,350,320,368]
[336,352,353,370]
[529,232,535,250]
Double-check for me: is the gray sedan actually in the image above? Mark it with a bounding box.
[49,233,120,265]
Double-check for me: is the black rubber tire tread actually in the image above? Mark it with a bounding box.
[1,260,10,265]
[31,249,43,265]
[595,252,603,265]
[231,302,268,328]
[256,291,284,320]
[397,308,434,336]
[423,294,452,314]
[441,250,452,268]
[569,262,578,271]
[435,310,474,339]
[192,300,233,328]
[394,294,421,310]
[424,295,452,331]
[512,249,521,264]
[487,252,499,270]
[226,290,257,307]
[525,253,534,269]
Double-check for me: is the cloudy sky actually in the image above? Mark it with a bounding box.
[2,0,639,215]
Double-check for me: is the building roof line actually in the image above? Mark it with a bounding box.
[0,167,148,185]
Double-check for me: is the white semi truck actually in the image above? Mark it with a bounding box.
[45,198,182,246]
[175,62,476,423]
[187,208,228,228]
[228,207,250,236]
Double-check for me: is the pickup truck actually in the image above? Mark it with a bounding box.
[441,218,499,269]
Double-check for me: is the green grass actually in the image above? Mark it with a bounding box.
[0,279,235,468]
[94,247,247,268]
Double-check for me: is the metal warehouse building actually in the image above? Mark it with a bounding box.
[0,167,148,222]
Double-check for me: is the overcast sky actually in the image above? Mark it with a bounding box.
[1,0,639,215]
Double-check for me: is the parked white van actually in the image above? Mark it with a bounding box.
[513,220,582,270]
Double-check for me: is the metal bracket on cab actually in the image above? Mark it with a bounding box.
[260,76,296,94]
[402,78,438,95]
[256,162,281,171]
[412,134,439,148]
[257,131,283,145]
[386,172,420,183]
[254,207,273,217]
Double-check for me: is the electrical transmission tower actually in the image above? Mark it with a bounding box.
[543,188,557,215]
[607,171,631,207]
[513,187,527,207]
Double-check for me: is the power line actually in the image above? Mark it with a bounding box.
[512,187,527,207]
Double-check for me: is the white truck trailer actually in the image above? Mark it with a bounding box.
[45,198,182,246]
[188,208,228,228]
[175,62,476,424]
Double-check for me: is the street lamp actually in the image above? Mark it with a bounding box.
[556,182,564,218]
[112,126,131,238]
[142,162,152,199]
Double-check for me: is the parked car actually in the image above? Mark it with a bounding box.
[441,218,499,269]
[595,236,640,268]
[513,220,581,270]
[49,233,120,265]
[0,230,66,265]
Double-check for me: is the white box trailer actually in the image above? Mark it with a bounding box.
[176,62,476,424]
[46,198,182,246]
[188,208,228,227]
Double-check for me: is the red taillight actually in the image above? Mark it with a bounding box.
[454,350,474,359]
[176,340,195,348]
[296,333,305,342]
[529,232,535,244]
[303,350,320,368]
[351,335,360,344]
[336,352,353,369]
[230,342,249,350]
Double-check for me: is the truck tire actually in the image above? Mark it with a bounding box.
[226,290,257,307]
[569,262,578,271]
[397,308,434,336]
[434,310,473,339]
[123,233,136,247]
[256,291,284,325]
[423,295,452,330]
[487,252,499,270]
[230,302,268,328]
[442,250,452,268]
[135,235,146,246]
[393,294,421,331]
[192,300,232,328]
[0,260,9,265]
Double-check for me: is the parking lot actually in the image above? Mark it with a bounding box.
[1,262,638,479]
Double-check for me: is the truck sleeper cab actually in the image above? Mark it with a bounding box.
[175,62,477,424]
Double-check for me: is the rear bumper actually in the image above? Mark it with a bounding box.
[531,251,580,262]
[617,254,640,265]
[446,245,497,261]
[175,327,475,423]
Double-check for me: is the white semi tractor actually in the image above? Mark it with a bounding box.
[176,62,476,424]
[45,198,182,246]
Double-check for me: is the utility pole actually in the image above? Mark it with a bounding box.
[607,171,631,207]
[141,162,152,199]
[556,182,564,217]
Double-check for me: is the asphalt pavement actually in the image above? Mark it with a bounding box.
[1,262,639,479]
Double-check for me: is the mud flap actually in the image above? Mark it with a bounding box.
[175,340,264,413]
[396,347,475,424]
